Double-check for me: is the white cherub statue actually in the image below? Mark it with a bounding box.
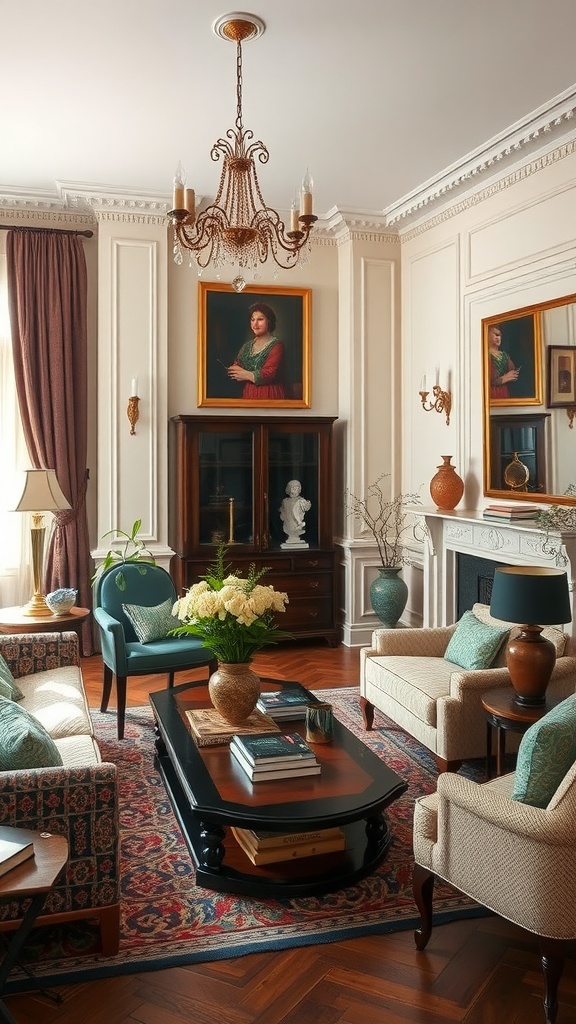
[279,479,311,548]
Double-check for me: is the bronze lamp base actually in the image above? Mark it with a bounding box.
[506,625,557,706]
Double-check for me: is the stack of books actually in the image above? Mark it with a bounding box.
[0,828,35,878]
[185,708,280,748]
[230,731,321,782]
[231,825,345,865]
[256,685,313,721]
[482,503,540,522]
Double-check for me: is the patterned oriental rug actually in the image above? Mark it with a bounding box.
[6,688,488,992]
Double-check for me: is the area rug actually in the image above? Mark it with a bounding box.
[7,689,488,992]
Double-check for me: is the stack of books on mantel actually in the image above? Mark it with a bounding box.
[482,503,540,522]
[256,684,313,721]
[185,708,280,748]
[230,731,321,782]
[231,825,345,866]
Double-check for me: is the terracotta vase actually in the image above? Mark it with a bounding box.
[208,662,261,725]
[429,455,464,511]
[369,567,409,628]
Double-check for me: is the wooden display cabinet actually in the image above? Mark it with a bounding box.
[168,415,339,645]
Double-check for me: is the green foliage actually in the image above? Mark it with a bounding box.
[91,519,156,589]
[534,487,576,566]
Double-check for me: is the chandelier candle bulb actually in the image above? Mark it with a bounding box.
[172,163,185,210]
[301,169,313,216]
[185,189,196,220]
[290,202,299,232]
[131,378,138,398]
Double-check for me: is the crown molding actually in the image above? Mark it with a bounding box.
[325,207,400,245]
[384,84,576,230]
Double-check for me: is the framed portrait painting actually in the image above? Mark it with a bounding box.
[547,345,576,406]
[198,283,311,408]
[483,311,543,407]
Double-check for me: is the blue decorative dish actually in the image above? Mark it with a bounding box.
[46,588,78,615]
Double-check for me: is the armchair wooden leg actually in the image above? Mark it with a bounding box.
[116,676,127,740]
[434,756,462,774]
[98,904,121,956]
[538,935,565,1024]
[413,862,435,951]
[208,657,218,676]
[360,697,375,730]
[167,672,175,689]
[100,664,113,713]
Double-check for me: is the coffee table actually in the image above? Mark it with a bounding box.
[150,678,407,897]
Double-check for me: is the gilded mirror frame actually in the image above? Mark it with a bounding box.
[482,293,576,507]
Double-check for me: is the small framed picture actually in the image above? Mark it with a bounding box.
[198,283,311,408]
[483,311,543,407]
[548,345,576,406]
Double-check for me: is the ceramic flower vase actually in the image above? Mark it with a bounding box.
[370,567,409,628]
[208,662,261,725]
[429,455,464,511]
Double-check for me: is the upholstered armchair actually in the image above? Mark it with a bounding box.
[412,759,576,1023]
[94,563,216,739]
[360,603,576,773]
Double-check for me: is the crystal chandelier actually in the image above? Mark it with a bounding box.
[168,13,317,289]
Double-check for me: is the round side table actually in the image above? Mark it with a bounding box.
[0,606,90,644]
[481,687,564,779]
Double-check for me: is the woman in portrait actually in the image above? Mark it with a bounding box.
[488,323,520,399]
[227,302,292,399]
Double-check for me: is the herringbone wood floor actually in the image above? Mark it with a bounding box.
[6,642,576,1023]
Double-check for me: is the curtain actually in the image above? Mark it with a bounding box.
[6,229,93,654]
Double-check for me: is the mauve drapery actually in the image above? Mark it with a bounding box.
[6,228,93,655]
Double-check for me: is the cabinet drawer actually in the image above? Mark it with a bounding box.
[283,598,333,630]
[290,554,333,572]
[272,574,332,598]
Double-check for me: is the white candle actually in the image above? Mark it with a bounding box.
[185,188,195,221]
[435,366,440,386]
[172,163,185,210]
[290,202,299,232]
[131,377,138,397]
[421,375,426,392]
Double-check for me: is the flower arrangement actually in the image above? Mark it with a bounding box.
[171,545,291,663]
[346,474,423,568]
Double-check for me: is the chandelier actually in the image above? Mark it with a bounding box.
[168,13,317,290]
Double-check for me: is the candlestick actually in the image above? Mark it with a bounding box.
[228,497,235,544]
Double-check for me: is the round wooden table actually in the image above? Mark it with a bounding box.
[481,686,564,779]
[0,605,90,643]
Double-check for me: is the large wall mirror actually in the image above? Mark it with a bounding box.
[482,293,576,506]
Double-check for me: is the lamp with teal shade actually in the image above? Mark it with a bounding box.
[490,565,572,706]
[14,469,71,616]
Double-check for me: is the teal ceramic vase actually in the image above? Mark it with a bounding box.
[370,567,408,627]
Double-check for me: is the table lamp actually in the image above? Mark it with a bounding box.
[14,469,71,616]
[489,565,572,706]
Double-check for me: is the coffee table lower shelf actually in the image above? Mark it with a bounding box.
[155,747,392,898]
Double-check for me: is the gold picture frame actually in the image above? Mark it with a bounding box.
[198,283,311,409]
[483,310,543,408]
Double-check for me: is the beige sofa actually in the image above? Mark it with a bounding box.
[360,603,576,772]
[0,631,120,955]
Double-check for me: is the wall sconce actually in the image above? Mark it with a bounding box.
[419,374,452,426]
[127,377,140,435]
[567,407,575,429]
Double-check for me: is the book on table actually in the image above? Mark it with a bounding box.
[185,708,280,748]
[231,826,345,865]
[235,825,345,850]
[256,685,313,720]
[0,827,35,878]
[230,743,321,782]
[230,731,317,766]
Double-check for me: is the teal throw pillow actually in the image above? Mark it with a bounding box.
[444,609,509,671]
[512,694,576,808]
[0,696,63,770]
[0,653,24,702]
[122,598,180,644]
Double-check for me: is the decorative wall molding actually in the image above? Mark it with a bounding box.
[325,206,399,245]
[0,207,94,229]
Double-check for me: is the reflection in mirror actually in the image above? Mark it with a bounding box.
[482,294,576,506]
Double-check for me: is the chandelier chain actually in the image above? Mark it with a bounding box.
[236,40,243,132]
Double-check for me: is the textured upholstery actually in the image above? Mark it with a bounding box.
[360,604,576,769]
[94,562,216,739]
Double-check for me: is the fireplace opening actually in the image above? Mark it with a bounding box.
[457,553,507,619]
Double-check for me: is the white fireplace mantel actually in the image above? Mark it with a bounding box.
[418,507,576,639]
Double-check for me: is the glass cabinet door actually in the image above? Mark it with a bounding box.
[267,429,320,549]
[198,429,255,546]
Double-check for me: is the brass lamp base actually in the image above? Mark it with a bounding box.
[21,593,53,617]
[506,626,557,706]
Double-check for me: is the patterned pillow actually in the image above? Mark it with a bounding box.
[122,598,180,644]
[0,695,63,770]
[444,609,509,671]
[512,694,576,808]
[0,653,24,702]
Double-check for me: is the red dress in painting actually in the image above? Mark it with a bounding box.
[232,337,292,399]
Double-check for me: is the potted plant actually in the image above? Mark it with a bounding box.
[171,544,291,724]
[346,475,423,626]
[91,519,156,591]
[534,487,576,566]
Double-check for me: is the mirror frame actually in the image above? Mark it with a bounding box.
[482,293,576,507]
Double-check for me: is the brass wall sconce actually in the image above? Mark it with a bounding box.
[419,382,452,426]
[127,377,139,435]
[567,408,575,429]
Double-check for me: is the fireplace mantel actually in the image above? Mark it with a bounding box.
[417,507,576,638]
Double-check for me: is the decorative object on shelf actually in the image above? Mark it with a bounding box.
[14,468,72,617]
[490,565,572,706]
[419,374,452,426]
[45,588,78,616]
[91,519,156,590]
[429,455,464,510]
[280,480,311,548]
[369,567,410,628]
[127,377,139,435]
[168,13,317,289]
[534,485,576,566]
[171,544,290,724]
[503,451,530,491]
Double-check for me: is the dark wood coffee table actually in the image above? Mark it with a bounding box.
[150,678,407,897]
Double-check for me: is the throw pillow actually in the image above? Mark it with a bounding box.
[444,609,509,671]
[0,695,63,770]
[512,694,576,808]
[122,598,180,644]
[0,653,24,702]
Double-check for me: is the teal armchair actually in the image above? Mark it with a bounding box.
[93,563,216,739]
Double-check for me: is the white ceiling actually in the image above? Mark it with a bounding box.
[2,0,576,218]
